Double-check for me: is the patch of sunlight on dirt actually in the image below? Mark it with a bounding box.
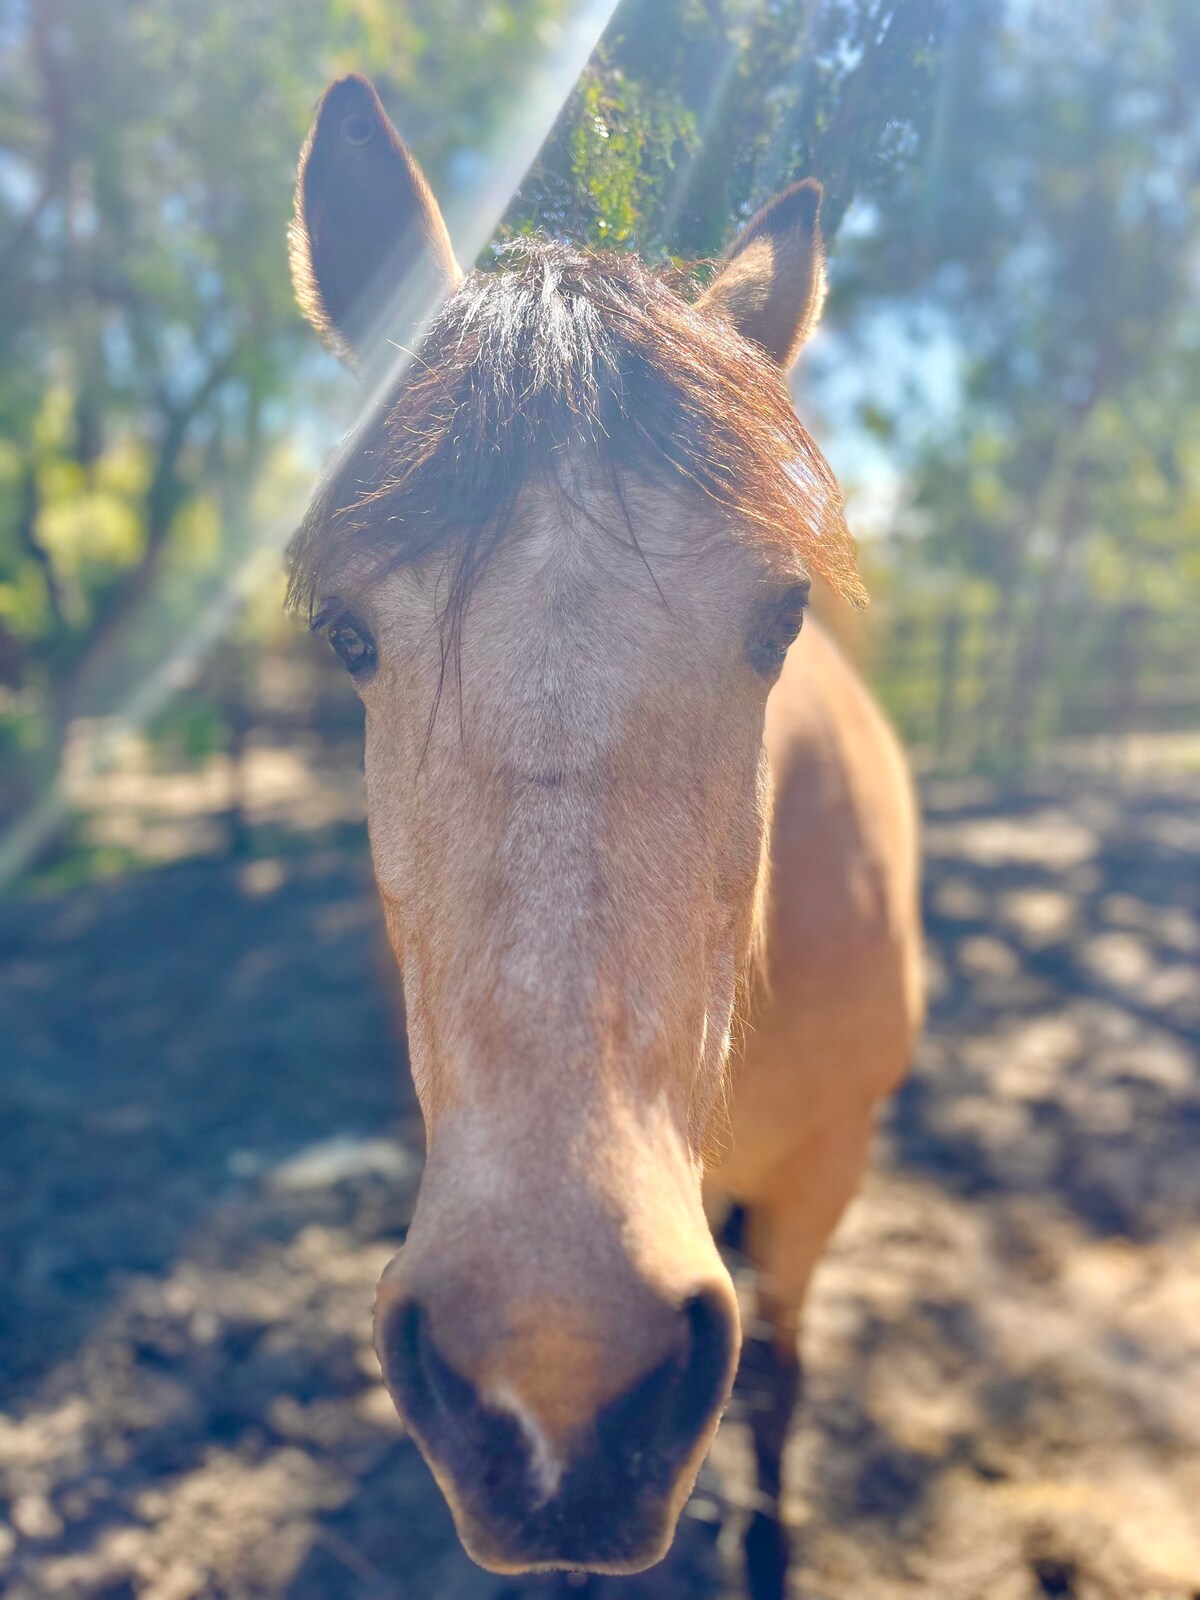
[61,724,366,868]
[796,1167,1200,1599]
[922,810,1101,870]
[998,887,1077,945]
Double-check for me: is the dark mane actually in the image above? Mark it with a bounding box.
[288,237,864,622]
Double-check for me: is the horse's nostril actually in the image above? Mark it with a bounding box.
[679,1288,738,1428]
[379,1294,539,1528]
[593,1287,736,1466]
[379,1297,477,1438]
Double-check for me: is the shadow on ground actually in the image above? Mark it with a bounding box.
[1,774,1197,1598]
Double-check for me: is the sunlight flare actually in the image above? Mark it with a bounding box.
[0,0,620,891]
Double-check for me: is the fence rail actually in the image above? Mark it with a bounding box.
[870,594,1199,771]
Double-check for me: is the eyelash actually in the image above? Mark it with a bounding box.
[749,583,810,676]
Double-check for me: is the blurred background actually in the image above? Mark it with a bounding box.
[1,2,1197,1597]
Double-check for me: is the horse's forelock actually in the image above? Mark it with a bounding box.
[287,237,864,622]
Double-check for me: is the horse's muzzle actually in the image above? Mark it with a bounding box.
[374,1285,738,1573]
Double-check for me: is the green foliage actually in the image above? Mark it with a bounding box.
[510,0,945,254]
[567,63,695,246]
[841,0,1200,765]
[0,0,575,790]
[503,53,698,246]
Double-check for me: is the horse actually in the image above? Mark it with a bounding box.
[287,73,923,1600]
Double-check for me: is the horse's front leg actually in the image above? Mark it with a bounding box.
[715,1201,803,1600]
[737,1314,803,1600]
[730,1107,878,1599]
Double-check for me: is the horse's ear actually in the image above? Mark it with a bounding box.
[697,179,826,370]
[290,74,462,369]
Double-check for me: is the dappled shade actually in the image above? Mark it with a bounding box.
[2,772,1197,1597]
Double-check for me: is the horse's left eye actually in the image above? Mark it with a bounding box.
[749,583,810,676]
[327,618,377,678]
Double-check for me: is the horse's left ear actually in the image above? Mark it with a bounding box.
[697,179,826,370]
[290,74,462,370]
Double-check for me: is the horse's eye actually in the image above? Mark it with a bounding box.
[749,583,810,676]
[327,618,377,679]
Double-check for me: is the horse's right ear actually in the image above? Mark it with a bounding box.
[289,75,462,370]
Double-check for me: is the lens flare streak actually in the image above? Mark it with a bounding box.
[0,0,622,891]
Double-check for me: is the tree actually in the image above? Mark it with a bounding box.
[0,0,570,812]
[833,0,1200,764]
[511,0,945,253]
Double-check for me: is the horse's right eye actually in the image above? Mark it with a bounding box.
[327,618,377,679]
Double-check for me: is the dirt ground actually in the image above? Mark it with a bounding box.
[1,771,1198,1599]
